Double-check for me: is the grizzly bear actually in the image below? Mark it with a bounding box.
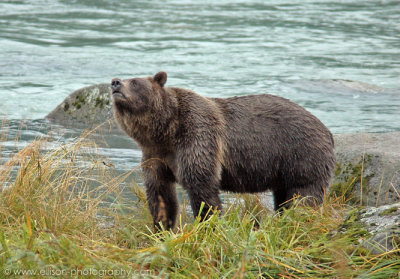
[111,72,335,230]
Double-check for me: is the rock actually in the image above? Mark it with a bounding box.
[286,79,400,94]
[360,202,400,253]
[325,79,384,93]
[46,83,118,132]
[332,132,400,206]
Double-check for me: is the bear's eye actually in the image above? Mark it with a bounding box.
[130,80,137,87]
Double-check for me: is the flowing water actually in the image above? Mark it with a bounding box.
[1,0,399,193]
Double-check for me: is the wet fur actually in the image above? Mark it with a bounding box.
[112,72,336,230]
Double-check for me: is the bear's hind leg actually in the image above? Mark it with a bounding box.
[273,183,325,211]
[273,188,291,211]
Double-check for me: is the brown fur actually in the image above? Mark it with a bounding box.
[111,72,336,230]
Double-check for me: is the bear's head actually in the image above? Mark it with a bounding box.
[111,71,168,116]
[111,72,178,145]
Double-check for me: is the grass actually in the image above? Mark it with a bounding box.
[0,133,399,278]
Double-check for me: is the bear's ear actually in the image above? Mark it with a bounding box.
[153,71,167,87]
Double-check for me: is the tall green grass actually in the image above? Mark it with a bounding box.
[0,133,399,278]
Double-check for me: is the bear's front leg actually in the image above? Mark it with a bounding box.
[142,157,178,230]
[177,144,222,221]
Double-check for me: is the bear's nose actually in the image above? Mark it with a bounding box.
[111,78,122,91]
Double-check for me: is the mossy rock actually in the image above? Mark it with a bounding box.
[332,133,400,206]
[330,155,374,204]
[46,83,118,132]
[360,202,400,254]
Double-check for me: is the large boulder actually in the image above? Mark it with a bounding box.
[46,83,118,131]
[332,132,400,206]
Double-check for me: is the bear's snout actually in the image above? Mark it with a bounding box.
[111,78,122,91]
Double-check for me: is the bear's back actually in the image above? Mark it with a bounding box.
[212,93,335,193]
[170,89,335,194]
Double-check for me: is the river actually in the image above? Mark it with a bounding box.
[1,0,399,194]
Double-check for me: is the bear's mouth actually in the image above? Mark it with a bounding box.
[112,91,125,98]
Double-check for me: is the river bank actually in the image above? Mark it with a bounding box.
[1,136,399,277]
